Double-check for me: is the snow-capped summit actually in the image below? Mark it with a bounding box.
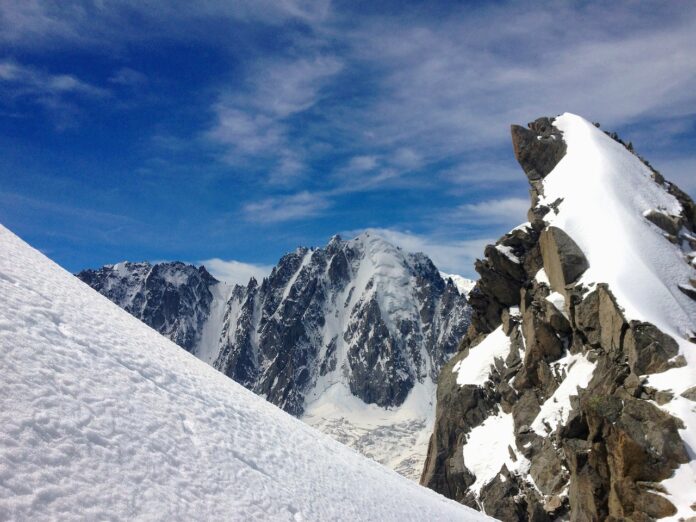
[78,231,471,480]
[423,114,696,520]
[0,223,489,521]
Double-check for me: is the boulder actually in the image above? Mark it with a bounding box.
[681,385,696,401]
[624,321,681,375]
[529,438,567,494]
[521,305,564,386]
[539,227,589,295]
[510,117,567,182]
[478,467,528,521]
[580,395,687,519]
[572,284,626,351]
[643,209,682,236]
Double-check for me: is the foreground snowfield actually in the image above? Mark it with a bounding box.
[0,225,488,521]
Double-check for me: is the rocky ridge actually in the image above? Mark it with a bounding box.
[421,114,696,520]
[78,232,472,479]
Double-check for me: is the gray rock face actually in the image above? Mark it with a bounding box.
[422,117,696,520]
[77,261,218,352]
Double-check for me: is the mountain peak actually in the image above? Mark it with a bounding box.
[424,114,696,519]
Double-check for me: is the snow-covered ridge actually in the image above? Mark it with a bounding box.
[541,113,696,518]
[543,113,695,341]
[422,113,696,520]
[0,224,489,521]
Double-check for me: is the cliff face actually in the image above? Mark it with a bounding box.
[77,261,217,353]
[422,114,696,520]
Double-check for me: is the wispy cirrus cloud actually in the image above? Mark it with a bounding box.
[0,60,107,97]
[0,59,110,127]
[242,191,331,223]
[108,67,147,87]
[207,56,342,184]
[452,197,529,226]
[332,2,696,172]
[0,0,332,48]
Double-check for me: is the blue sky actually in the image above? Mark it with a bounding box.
[1,1,695,280]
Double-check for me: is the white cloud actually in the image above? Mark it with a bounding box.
[208,106,283,156]
[108,67,147,86]
[245,57,342,118]
[207,56,342,182]
[347,155,378,172]
[243,191,331,223]
[199,258,273,286]
[0,0,332,48]
[348,227,492,277]
[453,197,529,225]
[0,59,109,127]
[336,3,696,165]
[0,60,108,98]
[391,148,422,169]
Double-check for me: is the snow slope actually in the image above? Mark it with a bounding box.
[544,113,695,340]
[0,224,489,521]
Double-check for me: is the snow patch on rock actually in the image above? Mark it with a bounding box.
[453,326,511,387]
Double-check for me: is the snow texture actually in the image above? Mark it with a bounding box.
[0,224,489,521]
[462,410,530,495]
[544,114,695,340]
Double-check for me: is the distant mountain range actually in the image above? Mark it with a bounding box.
[78,231,473,479]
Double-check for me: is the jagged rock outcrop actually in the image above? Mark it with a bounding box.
[422,114,696,520]
[78,232,472,480]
